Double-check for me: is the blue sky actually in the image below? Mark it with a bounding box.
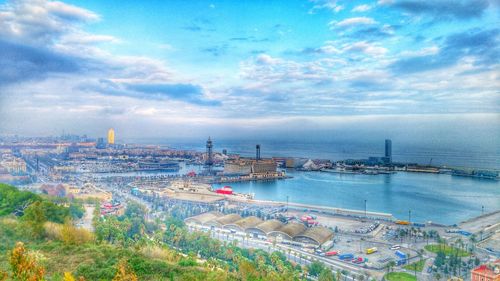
[0,0,498,140]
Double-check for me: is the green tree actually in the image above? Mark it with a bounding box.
[319,268,335,281]
[22,201,46,238]
[69,203,85,219]
[124,202,146,220]
[308,261,325,277]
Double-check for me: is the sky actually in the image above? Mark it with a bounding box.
[0,0,499,142]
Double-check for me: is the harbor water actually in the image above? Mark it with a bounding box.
[213,170,500,225]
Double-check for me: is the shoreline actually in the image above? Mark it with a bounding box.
[229,196,500,228]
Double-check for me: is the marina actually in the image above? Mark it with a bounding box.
[213,170,500,225]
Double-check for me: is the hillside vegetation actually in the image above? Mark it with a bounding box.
[0,183,330,281]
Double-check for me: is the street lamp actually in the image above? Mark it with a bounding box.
[408,210,412,224]
[286,195,289,215]
[364,199,367,218]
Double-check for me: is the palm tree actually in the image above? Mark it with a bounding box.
[341,269,349,281]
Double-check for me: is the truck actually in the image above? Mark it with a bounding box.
[366,247,378,254]
[339,253,354,260]
[325,251,338,256]
[396,259,407,266]
[395,250,407,259]
[413,222,425,227]
[321,240,334,251]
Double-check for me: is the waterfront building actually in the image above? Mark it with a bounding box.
[185,212,334,247]
[471,261,500,281]
[293,226,334,246]
[107,128,115,145]
[385,139,392,163]
[223,158,277,175]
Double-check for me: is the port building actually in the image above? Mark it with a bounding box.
[206,213,242,228]
[185,212,334,247]
[268,222,307,241]
[246,219,284,237]
[224,216,263,232]
[224,158,277,175]
[293,226,334,246]
[184,211,223,225]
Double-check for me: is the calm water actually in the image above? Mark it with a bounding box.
[151,139,500,170]
[213,170,500,225]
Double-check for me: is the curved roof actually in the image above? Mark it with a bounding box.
[225,216,263,231]
[294,226,333,245]
[268,222,306,240]
[184,211,222,225]
[214,213,242,226]
[247,219,284,234]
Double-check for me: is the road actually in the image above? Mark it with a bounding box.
[195,225,372,281]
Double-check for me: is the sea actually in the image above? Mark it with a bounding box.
[127,138,500,225]
[155,139,499,170]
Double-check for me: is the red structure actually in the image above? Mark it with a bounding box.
[215,186,233,195]
[471,260,500,281]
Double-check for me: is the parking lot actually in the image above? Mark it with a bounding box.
[317,233,410,269]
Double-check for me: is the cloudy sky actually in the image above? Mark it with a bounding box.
[0,0,498,141]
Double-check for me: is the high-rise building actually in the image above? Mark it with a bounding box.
[385,139,392,163]
[107,128,115,145]
[96,137,105,149]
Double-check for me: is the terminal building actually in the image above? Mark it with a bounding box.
[223,158,277,175]
[223,144,277,176]
[185,212,334,247]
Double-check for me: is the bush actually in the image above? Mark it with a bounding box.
[178,258,197,267]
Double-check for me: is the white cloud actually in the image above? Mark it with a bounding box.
[46,0,99,21]
[330,17,378,29]
[309,0,343,13]
[256,54,282,65]
[60,33,120,44]
[342,41,388,56]
[0,0,99,44]
[352,4,372,12]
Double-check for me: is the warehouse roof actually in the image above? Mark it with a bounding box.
[225,216,263,231]
[210,213,242,226]
[247,219,284,234]
[184,211,222,225]
[294,226,334,245]
[268,222,306,240]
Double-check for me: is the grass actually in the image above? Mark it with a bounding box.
[424,244,470,257]
[403,259,426,272]
[384,272,417,281]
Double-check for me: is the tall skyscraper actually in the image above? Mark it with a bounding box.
[107,128,115,145]
[385,139,392,162]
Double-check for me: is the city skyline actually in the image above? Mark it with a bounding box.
[0,0,499,140]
